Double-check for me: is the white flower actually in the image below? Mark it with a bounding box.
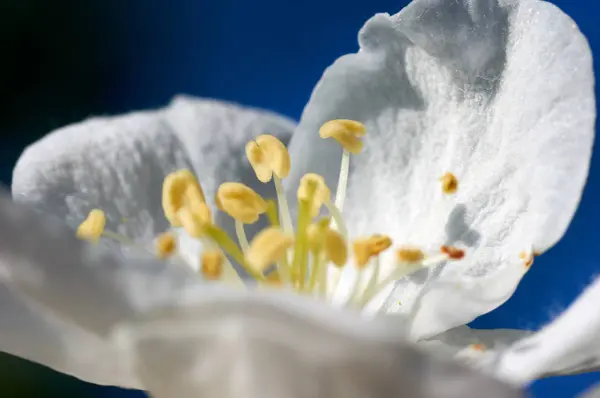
[1,0,595,396]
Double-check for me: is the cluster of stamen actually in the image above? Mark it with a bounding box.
[77,119,467,311]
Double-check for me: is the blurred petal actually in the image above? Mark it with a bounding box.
[0,189,197,386]
[12,96,295,242]
[287,0,594,339]
[580,384,600,398]
[0,286,140,388]
[491,277,600,384]
[117,285,523,398]
[421,326,531,367]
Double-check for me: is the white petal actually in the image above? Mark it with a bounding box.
[579,384,600,398]
[286,0,594,339]
[0,191,197,386]
[12,96,296,242]
[491,277,600,385]
[118,285,522,398]
[0,286,140,388]
[420,325,531,365]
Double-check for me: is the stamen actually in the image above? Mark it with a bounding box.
[246,135,291,182]
[298,174,331,218]
[200,238,245,288]
[265,200,280,227]
[319,119,366,155]
[155,231,177,259]
[439,172,458,194]
[273,176,294,235]
[177,205,211,238]
[293,193,312,289]
[204,223,265,281]
[397,247,425,263]
[306,218,331,293]
[245,141,273,183]
[353,235,392,268]
[324,229,348,267]
[235,220,250,251]
[246,227,294,275]
[349,235,392,304]
[520,250,535,268]
[440,245,465,260]
[162,169,208,227]
[335,150,350,212]
[358,246,455,306]
[319,119,366,216]
[201,250,224,280]
[76,209,106,242]
[295,174,332,288]
[246,135,294,235]
[263,200,293,284]
[324,199,348,238]
[265,271,283,287]
[216,182,268,224]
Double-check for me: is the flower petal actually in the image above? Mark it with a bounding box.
[420,325,531,367]
[491,277,600,384]
[12,96,295,242]
[286,0,594,339]
[0,190,196,386]
[118,285,523,398]
[580,384,600,398]
[0,286,140,388]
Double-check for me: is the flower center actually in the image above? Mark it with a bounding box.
[77,120,465,313]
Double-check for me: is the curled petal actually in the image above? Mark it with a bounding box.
[491,277,600,384]
[12,96,295,243]
[286,0,595,338]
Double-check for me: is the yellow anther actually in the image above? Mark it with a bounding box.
[76,209,106,243]
[396,247,425,264]
[265,271,283,287]
[163,169,208,227]
[520,251,534,268]
[319,119,366,154]
[306,218,331,253]
[441,245,465,260]
[201,250,224,280]
[324,228,348,267]
[177,203,212,238]
[470,343,487,352]
[297,173,331,218]
[246,227,294,274]
[216,182,268,224]
[353,234,393,268]
[155,232,177,259]
[440,172,458,194]
[246,134,291,183]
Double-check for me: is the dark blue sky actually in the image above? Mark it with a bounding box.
[0,1,598,397]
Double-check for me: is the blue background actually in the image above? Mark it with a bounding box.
[0,0,597,397]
